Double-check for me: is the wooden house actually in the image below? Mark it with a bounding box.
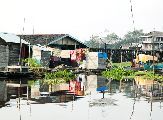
[18,34,87,49]
[0,33,29,69]
[18,34,88,67]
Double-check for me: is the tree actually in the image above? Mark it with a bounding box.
[123,29,144,44]
[105,33,120,43]
[100,32,121,49]
[84,35,100,48]
[113,29,144,49]
[84,29,144,49]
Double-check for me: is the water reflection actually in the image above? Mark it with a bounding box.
[1,80,163,120]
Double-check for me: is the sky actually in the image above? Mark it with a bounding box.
[0,0,163,42]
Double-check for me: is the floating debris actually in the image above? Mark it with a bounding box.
[89,97,117,107]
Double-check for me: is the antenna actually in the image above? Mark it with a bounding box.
[33,25,35,34]
[129,0,135,31]
[19,17,25,65]
[23,18,25,33]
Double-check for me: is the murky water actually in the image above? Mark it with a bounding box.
[0,82,163,120]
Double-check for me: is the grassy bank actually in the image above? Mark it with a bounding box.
[112,62,131,67]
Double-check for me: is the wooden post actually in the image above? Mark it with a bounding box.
[102,91,105,99]
[19,36,22,66]
[27,85,29,102]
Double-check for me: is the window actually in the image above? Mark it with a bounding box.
[156,37,160,42]
[161,37,163,41]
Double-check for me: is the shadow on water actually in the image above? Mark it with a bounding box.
[89,97,118,107]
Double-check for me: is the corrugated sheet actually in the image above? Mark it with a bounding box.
[0,32,29,44]
[18,34,88,48]
[18,34,67,45]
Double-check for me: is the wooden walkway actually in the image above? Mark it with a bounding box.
[0,66,35,79]
[0,71,34,79]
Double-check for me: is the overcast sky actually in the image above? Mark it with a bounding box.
[0,0,163,41]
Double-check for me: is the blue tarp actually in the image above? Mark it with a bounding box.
[98,52,108,59]
[96,86,108,92]
[144,63,163,70]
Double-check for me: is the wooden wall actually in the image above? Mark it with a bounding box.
[0,81,7,103]
[8,44,20,66]
[0,45,9,68]
[41,51,52,67]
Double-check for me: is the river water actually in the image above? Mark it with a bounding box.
[0,82,163,120]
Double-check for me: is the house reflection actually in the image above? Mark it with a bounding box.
[135,76,163,98]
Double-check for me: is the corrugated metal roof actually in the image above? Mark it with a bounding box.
[0,32,29,44]
[18,34,88,48]
[18,34,67,45]
[146,31,163,37]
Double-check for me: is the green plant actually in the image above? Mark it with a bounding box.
[112,62,131,67]
[23,58,42,67]
[43,70,76,85]
[102,67,135,92]
[23,58,44,76]
[133,70,163,82]
[143,71,163,82]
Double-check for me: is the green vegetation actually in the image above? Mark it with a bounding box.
[102,67,135,92]
[102,59,163,92]
[102,66,163,92]
[23,58,44,77]
[23,58,42,67]
[112,62,131,67]
[121,29,144,46]
[84,29,144,49]
[43,70,76,85]
[134,71,163,82]
[28,80,40,86]
[28,80,35,86]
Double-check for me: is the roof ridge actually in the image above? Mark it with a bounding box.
[17,34,68,36]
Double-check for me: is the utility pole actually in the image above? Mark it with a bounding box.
[152,31,155,74]
[19,36,22,66]
[104,43,107,53]
[100,38,107,53]
[120,46,122,67]
[19,18,25,66]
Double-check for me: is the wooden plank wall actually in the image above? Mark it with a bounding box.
[41,51,52,67]
[0,81,7,102]
[0,45,9,68]
[8,44,20,66]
